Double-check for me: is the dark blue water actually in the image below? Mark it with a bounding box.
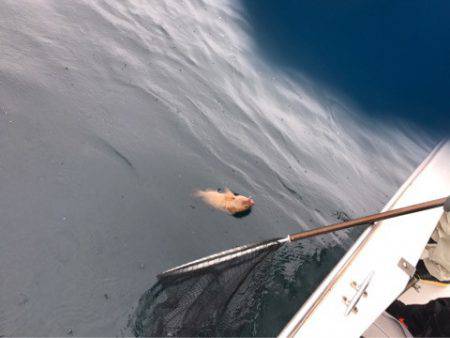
[0,0,438,336]
[242,0,450,133]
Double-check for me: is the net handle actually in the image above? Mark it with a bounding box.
[289,196,449,242]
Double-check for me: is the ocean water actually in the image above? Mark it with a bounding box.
[0,0,435,336]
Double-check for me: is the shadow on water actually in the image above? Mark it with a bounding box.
[240,0,450,133]
[232,208,252,218]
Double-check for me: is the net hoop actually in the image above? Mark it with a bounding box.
[159,236,289,278]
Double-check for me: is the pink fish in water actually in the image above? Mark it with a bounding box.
[194,188,254,215]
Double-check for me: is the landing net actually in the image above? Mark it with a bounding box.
[132,240,282,336]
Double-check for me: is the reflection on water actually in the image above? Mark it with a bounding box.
[0,0,433,336]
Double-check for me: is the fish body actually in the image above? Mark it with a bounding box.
[194,188,254,214]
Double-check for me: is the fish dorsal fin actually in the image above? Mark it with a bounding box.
[224,187,235,201]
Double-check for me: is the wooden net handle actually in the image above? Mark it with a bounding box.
[289,196,449,242]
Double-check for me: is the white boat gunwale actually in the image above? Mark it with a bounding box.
[280,139,449,338]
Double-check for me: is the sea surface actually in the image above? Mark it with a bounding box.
[0,0,435,336]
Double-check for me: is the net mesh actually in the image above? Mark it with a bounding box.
[132,242,281,337]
